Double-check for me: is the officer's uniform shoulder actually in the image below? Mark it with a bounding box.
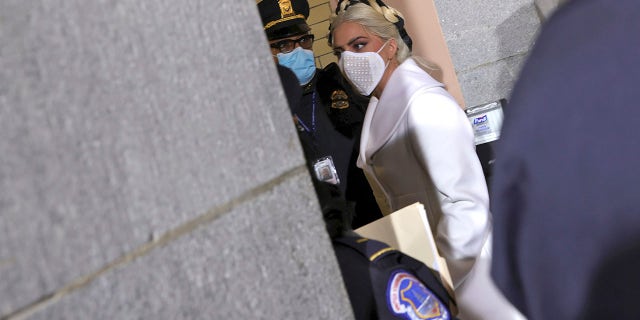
[333,234,456,320]
[333,234,396,264]
[318,61,341,75]
[276,65,302,111]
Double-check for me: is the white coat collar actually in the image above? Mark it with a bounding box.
[358,58,444,167]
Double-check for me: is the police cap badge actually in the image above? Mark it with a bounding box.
[257,0,311,40]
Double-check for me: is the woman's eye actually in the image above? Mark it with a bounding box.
[353,43,366,50]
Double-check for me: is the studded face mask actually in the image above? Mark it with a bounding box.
[338,39,390,96]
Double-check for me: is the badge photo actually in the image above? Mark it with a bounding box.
[313,156,340,185]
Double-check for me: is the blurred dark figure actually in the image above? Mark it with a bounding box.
[490,0,640,319]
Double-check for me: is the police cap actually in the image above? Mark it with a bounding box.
[258,0,311,40]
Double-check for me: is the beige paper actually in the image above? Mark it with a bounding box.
[355,202,454,292]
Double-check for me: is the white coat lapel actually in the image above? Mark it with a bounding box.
[361,58,444,164]
[357,97,378,169]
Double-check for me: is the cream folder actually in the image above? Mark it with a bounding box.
[355,202,454,293]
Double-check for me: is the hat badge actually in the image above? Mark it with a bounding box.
[279,0,295,18]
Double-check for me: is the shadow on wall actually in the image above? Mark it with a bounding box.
[468,3,540,190]
[494,2,541,104]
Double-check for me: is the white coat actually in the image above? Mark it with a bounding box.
[357,58,490,285]
[357,58,524,319]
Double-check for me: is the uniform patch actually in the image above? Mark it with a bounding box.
[330,90,349,109]
[387,270,450,320]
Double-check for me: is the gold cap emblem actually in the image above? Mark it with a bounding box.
[279,0,295,18]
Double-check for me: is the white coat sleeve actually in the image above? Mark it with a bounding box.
[407,90,492,287]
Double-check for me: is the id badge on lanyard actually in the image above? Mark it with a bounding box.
[313,156,340,185]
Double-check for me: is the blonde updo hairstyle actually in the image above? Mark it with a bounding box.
[330,0,436,74]
[330,2,411,64]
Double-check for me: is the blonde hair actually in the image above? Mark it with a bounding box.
[330,1,437,72]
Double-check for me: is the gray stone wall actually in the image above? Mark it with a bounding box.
[435,0,569,108]
[0,1,352,319]
[435,0,542,107]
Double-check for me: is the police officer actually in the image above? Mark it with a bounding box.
[258,0,381,228]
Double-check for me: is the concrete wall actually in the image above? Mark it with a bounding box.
[437,0,567,107]
[435,0,542,107]
[0,1,353,319]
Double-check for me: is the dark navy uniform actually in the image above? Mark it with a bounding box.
[299,64,381,228]
[260,0,382,228]
[333,232,457,320]
[490,0,640,318]
[316,63,382,228]
[293,68,354,198]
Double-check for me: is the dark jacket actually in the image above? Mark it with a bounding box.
[490,0,640,319]
[333,232,457,320]
[278,63,382,228]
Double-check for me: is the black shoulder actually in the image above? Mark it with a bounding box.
[333,234,457,316]
[276,65,302,111]
[333,235,396,263]
[316,63,370,137]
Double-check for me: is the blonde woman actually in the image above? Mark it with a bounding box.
[330,1,524,319]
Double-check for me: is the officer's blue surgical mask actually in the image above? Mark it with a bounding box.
[277,47,316,86]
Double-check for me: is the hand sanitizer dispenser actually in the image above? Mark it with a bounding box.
[465,99,506,189]
[466,99,505,145]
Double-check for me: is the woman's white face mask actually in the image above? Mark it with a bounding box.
[338,39,390,96]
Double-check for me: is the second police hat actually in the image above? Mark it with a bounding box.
[258,0,311,40]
